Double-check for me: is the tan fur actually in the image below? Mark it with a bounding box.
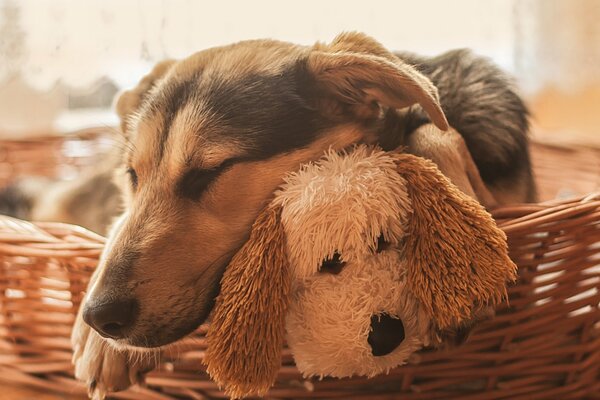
[395,153,517,336]
[168,39,303,82]
[72,215,157,399]
[278,146,424,378]
[72,315,154,400]
[307,50,448,129]
[85,124,366,349]
[314,31,397,59]
[276,146,410,278]
[115,59,176,132]
[489,175,535,205]
[311,32,447,128]
[204,204,289,398]
[407,123,498,209]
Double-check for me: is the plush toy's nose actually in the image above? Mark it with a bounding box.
[368,314,405,356]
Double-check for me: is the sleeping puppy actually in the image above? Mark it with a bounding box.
[72,32,535,396]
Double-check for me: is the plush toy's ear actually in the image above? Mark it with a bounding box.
[394,153,517,344]
[304,32,448,130]
[205,204,290,399]
[114,59,176,132]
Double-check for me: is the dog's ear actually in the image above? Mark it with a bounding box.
[205,204,290,399]
[394,153,516,345]
[303,32,448,130]
[313,31,402,61]
[114,59,176,132]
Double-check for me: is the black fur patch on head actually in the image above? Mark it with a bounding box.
[198,64,331,159]
[140,62,334,163]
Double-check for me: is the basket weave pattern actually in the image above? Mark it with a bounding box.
[0,142,599,399]
[0,128,113,188]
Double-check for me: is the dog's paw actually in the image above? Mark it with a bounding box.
[71,314,157,399]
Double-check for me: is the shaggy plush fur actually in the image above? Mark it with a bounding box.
[204,204,290,399]
[286,250,431,378]
[204,145,516,397]
[275,146,411,278]
[278,146,421,377]
[394,152,517,337]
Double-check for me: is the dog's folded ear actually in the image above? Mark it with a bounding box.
[304,32,448,130]
[204,204,290,399]
[394,153,517,345]
[114,59,176,132]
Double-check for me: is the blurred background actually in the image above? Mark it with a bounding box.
[0,0,599,196]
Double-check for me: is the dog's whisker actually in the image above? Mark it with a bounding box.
[98,125,137,153]
[192,248,237,287]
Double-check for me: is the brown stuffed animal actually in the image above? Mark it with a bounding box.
[204,145,516,398]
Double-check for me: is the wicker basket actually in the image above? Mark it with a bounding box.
[0,127,114,188]
[0,141,599,399]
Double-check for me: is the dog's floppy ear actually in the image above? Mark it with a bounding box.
[394,153,517,344]
[114,59,176,132]
[205,204,290,399]
[314,31,404,62]
[304,32,448,130]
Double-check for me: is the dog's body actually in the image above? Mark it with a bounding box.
[395,49,535,204]
[63,32,535,396]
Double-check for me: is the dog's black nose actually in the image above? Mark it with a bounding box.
[82,298,138,339]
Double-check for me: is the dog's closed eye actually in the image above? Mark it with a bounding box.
[177,157,252,200]
[177,167,224,200]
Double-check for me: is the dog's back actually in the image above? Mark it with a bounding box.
[394,50,536,203]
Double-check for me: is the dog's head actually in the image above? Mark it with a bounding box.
[82,32,448,348]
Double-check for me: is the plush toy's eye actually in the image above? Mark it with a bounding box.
[320,252,346,274]
[368,314,405,356]
[376,234,391,253]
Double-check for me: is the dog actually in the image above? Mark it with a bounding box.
[70,32,535,395]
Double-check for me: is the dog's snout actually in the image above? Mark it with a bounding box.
[82,298,138,340]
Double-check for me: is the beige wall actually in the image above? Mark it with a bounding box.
[0,0,599,140]
[516,0,600,92]
[2,0,518,89]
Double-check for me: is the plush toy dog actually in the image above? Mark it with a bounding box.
[204,145,517,398]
